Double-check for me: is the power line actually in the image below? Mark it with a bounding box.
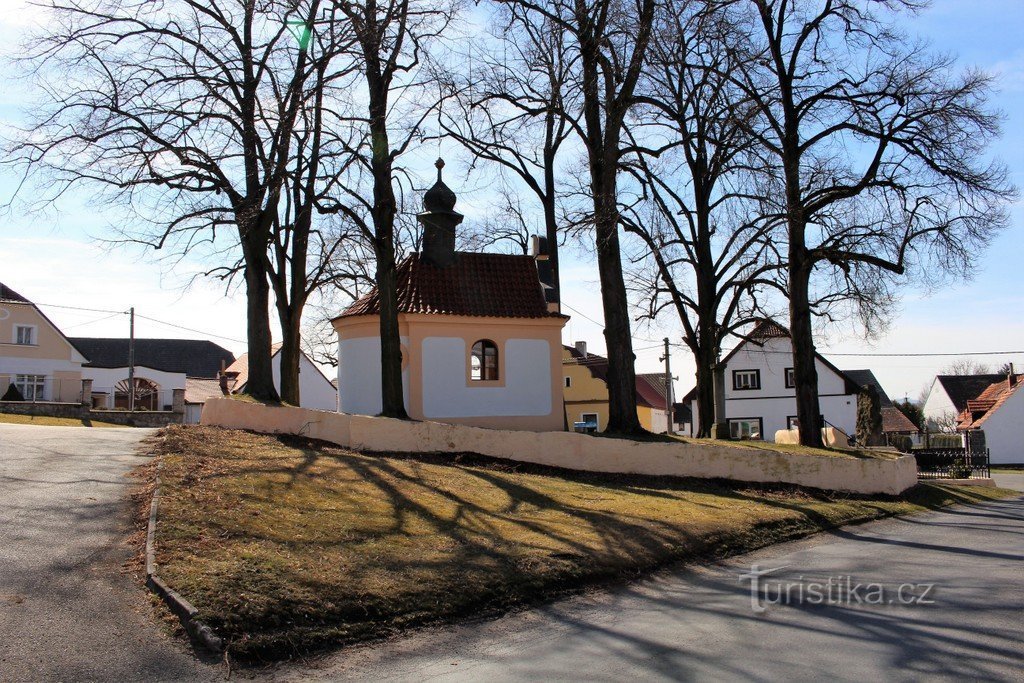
[32,301,245,345]
[134,313,246,345]
[721,348,1024,358]
[62,311,126,330]
[561,302,604,327]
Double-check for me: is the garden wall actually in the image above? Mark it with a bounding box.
[200,398,919,495]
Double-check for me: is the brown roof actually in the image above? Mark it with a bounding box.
[0,282,29,303]
[337,252,562,320]
[957,376,1023,429]
[748,319,790,340]
[184,377,226,405]
[224,343,283,391]
[882,406,918,434]
[636,373,670,410]
[936,374,1007,414]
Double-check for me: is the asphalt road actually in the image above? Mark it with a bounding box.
[3,424,1021,682]
[275,473,1024,682]
[0,424,220,682]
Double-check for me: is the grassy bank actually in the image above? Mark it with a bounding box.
[0,413,127,428]
[150,425,1015,661]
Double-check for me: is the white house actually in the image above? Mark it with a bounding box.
[957,371,1024,465]
[70,337,235,412]
[331,159,567,431]
[684,319,860,441]
[922,374,1005,431]
[223,343,338,413]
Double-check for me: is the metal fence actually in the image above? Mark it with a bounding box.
[914,448,991,480]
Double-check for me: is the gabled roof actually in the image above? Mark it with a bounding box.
[70,337,235,377]
[563,344,609,382]
[882,406,918,433]
[636,373,670,410]
[0,282,30,303]
[957,376,1023,429]
[680,318,860,401]
[934,374,1007,414]
[184,377,226,405]
[336,252,563,320]
[0,281,88,362]
[843,369,893,407]
[225,343,336,394]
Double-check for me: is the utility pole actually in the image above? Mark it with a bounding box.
[128,306,136,412]
[661,337,674,435]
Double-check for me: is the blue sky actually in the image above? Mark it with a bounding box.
[0,0,1022,401]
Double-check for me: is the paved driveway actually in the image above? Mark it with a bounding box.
[278,481,1024,682]
[0,425,220,682]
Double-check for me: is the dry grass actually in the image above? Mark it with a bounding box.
[150,425,1016,661]
[0,413,127,428]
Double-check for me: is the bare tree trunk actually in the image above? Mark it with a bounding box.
[593,167,642,434]
[375,233,407,418]
[240,231,279,402]
[789,257,823,447]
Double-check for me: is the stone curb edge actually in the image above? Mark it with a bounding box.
[145,460,224,653]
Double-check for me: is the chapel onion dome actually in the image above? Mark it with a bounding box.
[423,158,457,213]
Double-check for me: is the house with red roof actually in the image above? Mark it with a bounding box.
[561,341,675,433]
[331,160,568,431]
[956,369,1024,465]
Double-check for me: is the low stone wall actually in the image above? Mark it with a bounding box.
[0,401,184,427]
[201,399,919,495]
[0,401,85,420]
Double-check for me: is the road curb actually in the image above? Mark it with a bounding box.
[145,460,224,653]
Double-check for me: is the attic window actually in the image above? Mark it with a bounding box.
[15,325,35,345]
[471,340,499,381]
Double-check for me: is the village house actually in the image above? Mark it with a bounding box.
[0,282,88,402]
[220,343,338,415]
[956,368,1024,465]
[70,337,234,413]
[683,319,863,442]
[922,373,1007,432]
[562,342,674,433]
[332,159,568,431]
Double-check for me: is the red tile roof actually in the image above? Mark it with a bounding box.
[957,376,1023,429]
[749,319,790,340]
[882,406,918,434]
[337,252,562,320]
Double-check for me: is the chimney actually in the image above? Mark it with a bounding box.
[417,158,463,268]
[575,340,587,357]
[532,234,558,308]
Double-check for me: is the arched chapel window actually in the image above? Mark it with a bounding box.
[471,340,499,381]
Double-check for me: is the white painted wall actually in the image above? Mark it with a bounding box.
[81,365,185,409]
[270,351,337,411]
[690,336,857,441]
[922,379,959,430]
[337,335,410,415]
[975,388,1024,465]
[421,338,552,418]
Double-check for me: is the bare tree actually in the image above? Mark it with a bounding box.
[497,0,657,434]
[6,0,334,401]
[727,0,1014,446]
[940,359,992,376]
[323,0,457,419]
[624,2,781,436]
[439,5,575,298]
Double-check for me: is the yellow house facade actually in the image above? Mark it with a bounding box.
[562,343,671,433]
[0,283,87,402]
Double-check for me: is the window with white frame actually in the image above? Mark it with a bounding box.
[785,367,796,388]
[14,375,46,401]
[732,369,760,390]
[580,412,599,433]
[728,417,762,440]
[14,325,35,345]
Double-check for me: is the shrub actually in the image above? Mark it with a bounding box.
[891,435,913,453]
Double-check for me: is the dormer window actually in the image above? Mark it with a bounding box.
[471,340,499,381]
[15,325,35,345]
